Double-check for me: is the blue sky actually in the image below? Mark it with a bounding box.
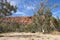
[8,0,60,18]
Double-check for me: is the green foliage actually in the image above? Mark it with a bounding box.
[32,0,58,33]
[0,17,60,33]
[25,24,37,33]
[0,1,17,17]
[0,0,60,33]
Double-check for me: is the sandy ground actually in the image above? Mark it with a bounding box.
[0,32,60,40]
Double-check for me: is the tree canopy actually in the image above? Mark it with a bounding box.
[0,0,17,17]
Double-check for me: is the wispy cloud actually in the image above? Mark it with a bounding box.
[52,10,60,18]
[12,10,27,16]
[26,6,35,10]
[8,0,40,16]
[24,5,35,10]
[53,10,60,15]
[8,0,19,6]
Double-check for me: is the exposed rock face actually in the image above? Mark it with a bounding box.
[0,16,32,24]
[0,16,54,26]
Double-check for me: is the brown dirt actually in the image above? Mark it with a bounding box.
[0,32,60,40]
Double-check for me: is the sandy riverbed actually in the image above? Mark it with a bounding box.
[0,32,60,40]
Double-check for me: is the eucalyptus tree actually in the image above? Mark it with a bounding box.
[32,0,58,33]
[0,0,17,33]
[0,0,17,17]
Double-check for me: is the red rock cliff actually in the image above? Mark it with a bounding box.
[0,16,32,24]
